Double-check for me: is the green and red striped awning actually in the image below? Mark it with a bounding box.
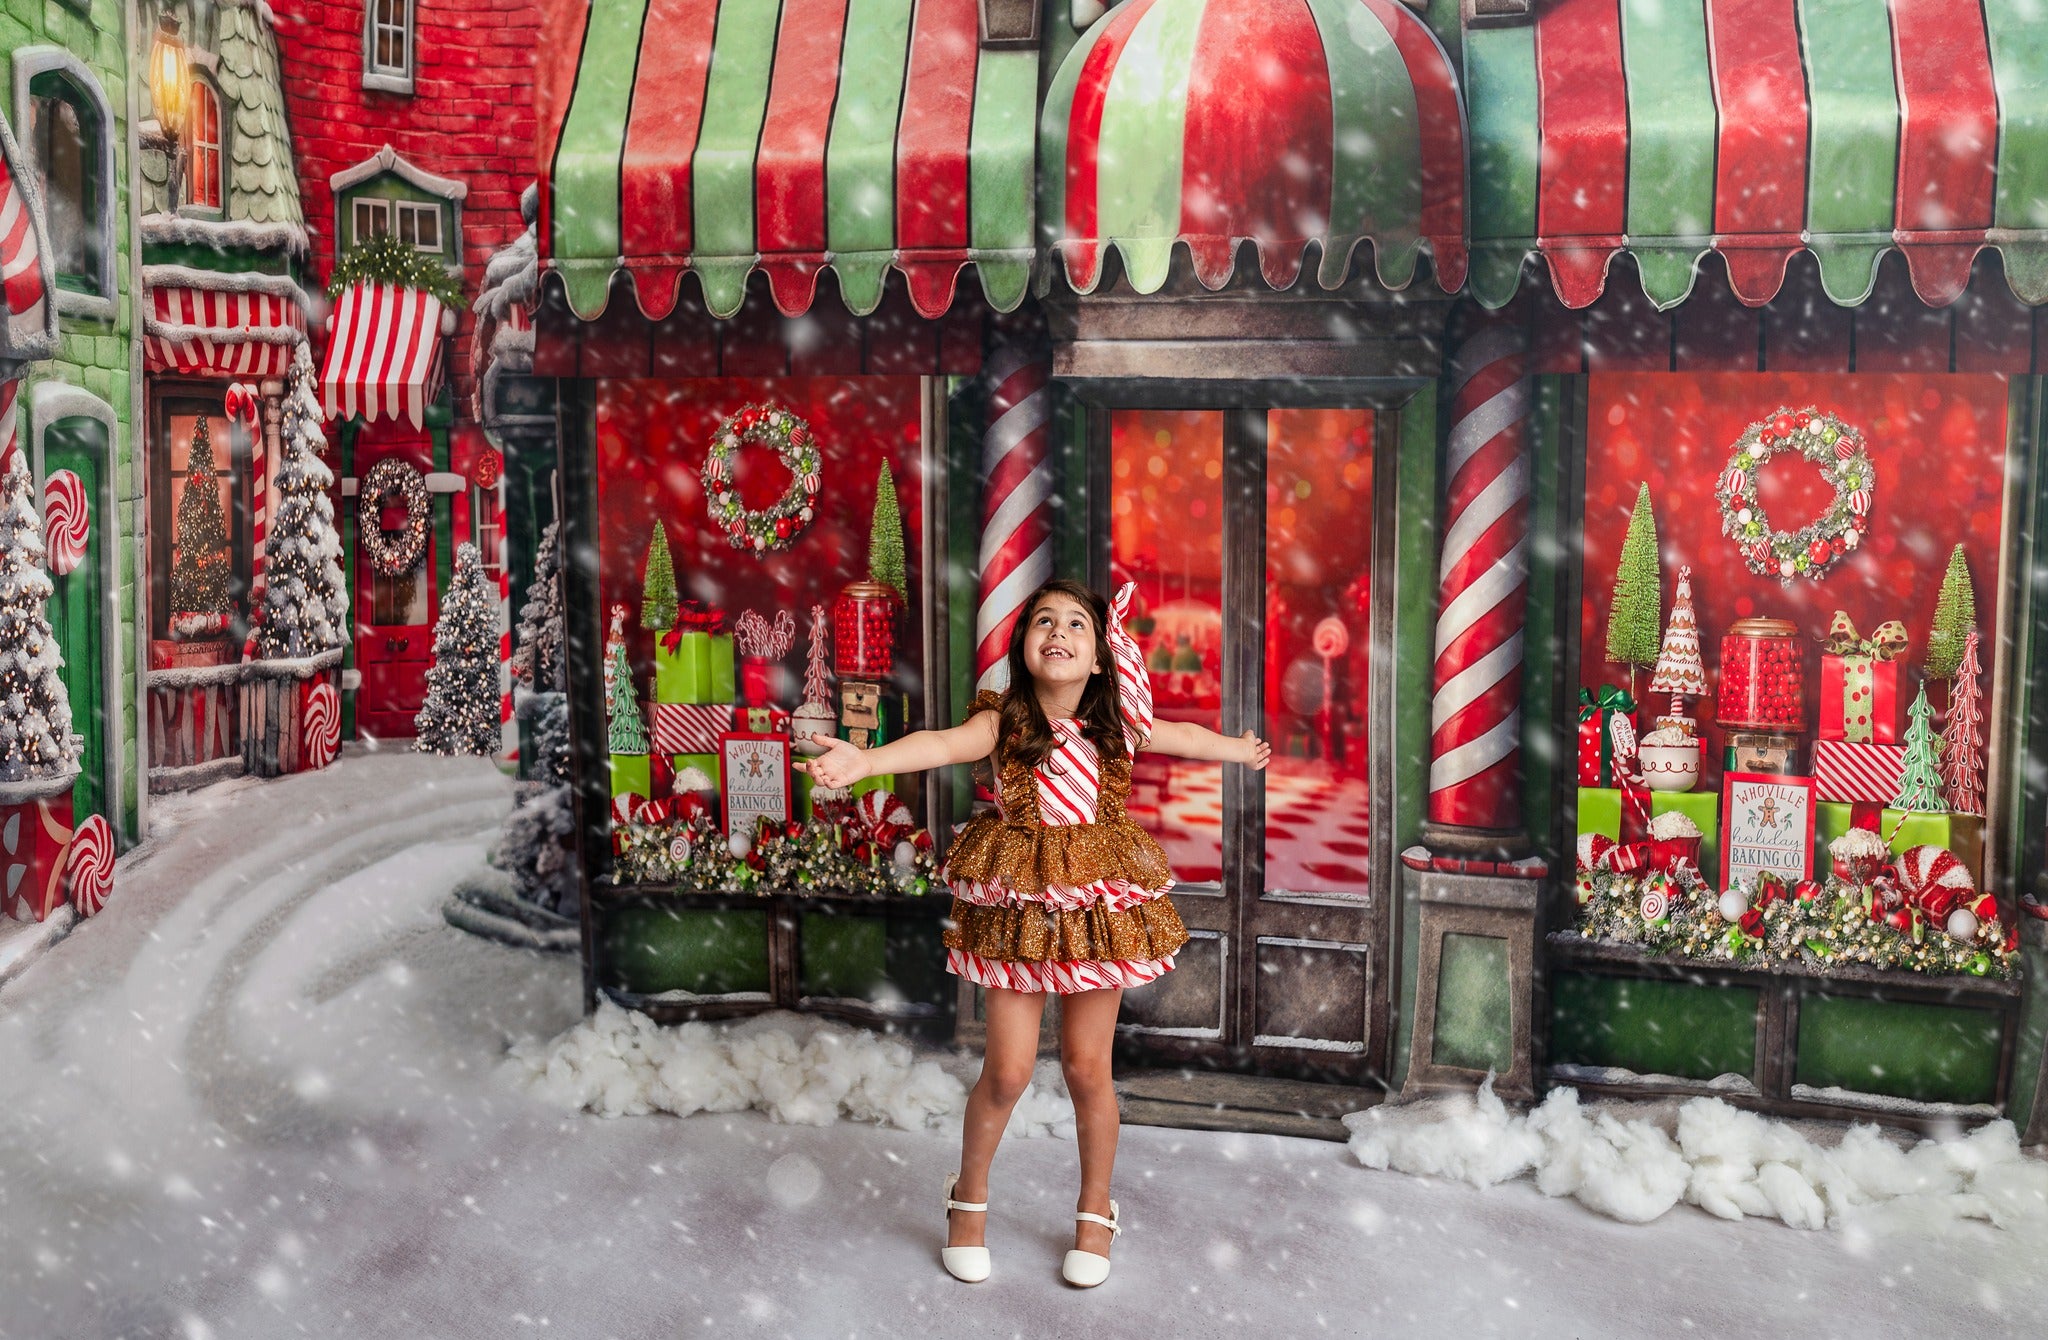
[537,0,1038,322]
[1040,0,1468,297]
[1465,0,2048,310]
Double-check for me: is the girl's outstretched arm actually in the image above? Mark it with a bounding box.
[1144,719,1271,770]
[796,709,1001,790]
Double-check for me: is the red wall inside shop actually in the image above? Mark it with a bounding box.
[1580,372,2009,777]
[594,377,923,675]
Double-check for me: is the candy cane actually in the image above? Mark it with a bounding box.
[1428,309,1532,834]
[0,380,19,476]
[974,344,1053,693]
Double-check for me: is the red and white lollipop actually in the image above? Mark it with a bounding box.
[67,813,114,917]
[42,469,88,576]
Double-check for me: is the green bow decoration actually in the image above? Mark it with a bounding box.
[1578,684,1636,722]
[1820,611,1908,661]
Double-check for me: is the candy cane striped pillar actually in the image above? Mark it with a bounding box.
[1422,308,1533,853]
[498,541,517,759]
[974,345,1054,693]
[0,379,19,476]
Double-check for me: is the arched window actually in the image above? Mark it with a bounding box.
[185,79,222,212]
[26,72,100,295]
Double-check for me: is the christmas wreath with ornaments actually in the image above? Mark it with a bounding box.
[703,403,822,554]
[358,457,431,578]
[1714,407,1875,583]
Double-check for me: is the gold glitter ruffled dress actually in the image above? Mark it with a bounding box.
[940,687,1190,994]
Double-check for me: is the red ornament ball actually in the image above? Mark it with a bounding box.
[1774,414,1794,435]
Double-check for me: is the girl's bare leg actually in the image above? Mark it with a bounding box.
[949,985,1047,1250]
[1057,985,1125,1258]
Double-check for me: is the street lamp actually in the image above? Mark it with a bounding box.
[148,10,189,210]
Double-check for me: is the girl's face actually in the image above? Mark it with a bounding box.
[1021,594,1101,692]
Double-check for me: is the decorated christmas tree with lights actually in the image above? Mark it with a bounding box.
[414,543,502,755]
[169,415,232,619]
[0,458,78,781]
[255,354,346,659]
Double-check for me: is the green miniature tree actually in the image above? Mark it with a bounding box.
[1924,544,1976,681]
[604,610,649,756]
[1605,482,1662,689]
[868,461,907,600]
[641,522,678,633]
[1892,684,1945,813]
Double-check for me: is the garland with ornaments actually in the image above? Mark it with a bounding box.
[1714,407,1875,583]
[1571,830,2016,979]
[610,799,937,896]
[703,403,822,554]
[358,457,431,578]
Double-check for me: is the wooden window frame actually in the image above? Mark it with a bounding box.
[362,0,417,95]
[182,75,225,216]
[151,389,252,643]
[13,50,116,318]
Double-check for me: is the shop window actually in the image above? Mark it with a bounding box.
[1110,409,1226,886]
[372,561,429,627]
[153,399,248,638]
[350,197,444,253]
[363,0,416,93]
[184,78,222,212]
[26,71,103,297]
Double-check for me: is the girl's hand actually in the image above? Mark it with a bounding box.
[1239,731,1271,771]
[795,735,870,789]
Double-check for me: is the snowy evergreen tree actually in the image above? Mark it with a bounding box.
[1605,482,1661,684]
[414,543,502,755]
[511,518,564,694]
[868,461,906,600]
[1925,544,1976,682]
[169,416,232,617]
[641,522,677,633]
[0,458,77,781]
[488,694,577,915]
[255,354,346,659]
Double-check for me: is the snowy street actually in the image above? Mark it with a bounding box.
[2,753,2044,1339]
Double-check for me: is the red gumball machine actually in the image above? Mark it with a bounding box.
[833,581,898,680]
[1717,617,1806,774]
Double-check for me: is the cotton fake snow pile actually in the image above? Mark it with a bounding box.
[1344,1079,2048,1232]
[506,1001,1075,1138]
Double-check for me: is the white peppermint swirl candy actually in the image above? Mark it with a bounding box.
[67,813,114,917]
[42,469,88,576]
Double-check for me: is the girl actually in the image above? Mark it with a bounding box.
[799,578,1268,1288]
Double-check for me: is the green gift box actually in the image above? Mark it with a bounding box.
[655,631,736,705]
[609,753,652,800]
[1577,787,1721,883]
[1815,804,1972,867]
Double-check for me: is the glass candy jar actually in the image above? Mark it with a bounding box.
[833,581,898,679]
[1716,617,1804,730]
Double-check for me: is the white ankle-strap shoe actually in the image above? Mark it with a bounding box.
[1061,1199,1120,1287]
[941,1173,991,1283]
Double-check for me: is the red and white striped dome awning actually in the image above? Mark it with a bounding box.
[319,283,447,429]
[143,270,308,379]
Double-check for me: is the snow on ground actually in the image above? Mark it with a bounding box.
[1,750,2044,1339]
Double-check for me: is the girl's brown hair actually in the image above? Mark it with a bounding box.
[993,579,1127,772]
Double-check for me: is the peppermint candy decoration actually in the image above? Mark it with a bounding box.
[1639,883,1671,923]
[856,788,915,849]
[41,469,88,575]
[701,403,822,555]
[303,681,341,770]
[67,813,115,917]
[1713,407,1875,584]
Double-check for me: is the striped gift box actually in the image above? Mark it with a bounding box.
[1812,739,1905,805]
[651,702,734,755]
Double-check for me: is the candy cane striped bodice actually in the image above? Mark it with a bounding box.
[1003,719,1101,827]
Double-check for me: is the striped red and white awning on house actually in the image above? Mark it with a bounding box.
[319,283,447,430]
[143,271,308,378]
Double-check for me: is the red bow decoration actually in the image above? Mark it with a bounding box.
[1753,872,1787,907]
[1739,908,1766,938]
[661,601,729,650]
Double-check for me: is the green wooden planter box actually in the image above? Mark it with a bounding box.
[600,904,770,995]
[798,907,948,1006]
[1795,994,2004,1106]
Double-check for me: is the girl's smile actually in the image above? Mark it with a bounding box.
[1021,595,1100,693]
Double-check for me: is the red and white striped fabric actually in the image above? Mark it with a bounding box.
[143,285,304,378]
[1,150,50,349]
[0,379,20,477]
[1107,582,1153,751]
[651,703,735,756]
[946,718,1178,995]
[320,283,447,429]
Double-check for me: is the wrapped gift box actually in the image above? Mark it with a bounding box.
[652,703,735,756]
[609,753,651,801]
[1575,687,1637,787]
[0,794,75,923]
[1816,615,1907,743]
[1814,805,1983,882]
[654,631,736,705]
[1577,786,1721,882]
[1812,739,1906,804]
[743,705,793,736]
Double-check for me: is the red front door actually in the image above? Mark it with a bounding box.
[354,436,436,741]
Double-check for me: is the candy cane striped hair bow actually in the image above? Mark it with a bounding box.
[1108,582,1153,749]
